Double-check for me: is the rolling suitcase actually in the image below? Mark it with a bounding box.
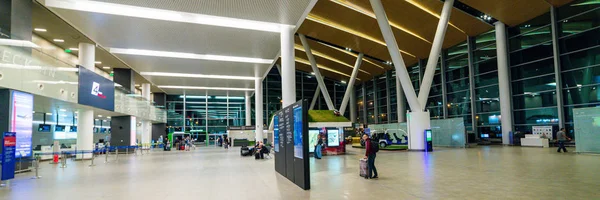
[359,158,368,177]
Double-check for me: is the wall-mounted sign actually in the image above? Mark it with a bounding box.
[78,66,114,111]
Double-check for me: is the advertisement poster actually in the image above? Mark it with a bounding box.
[327,128,340,147]
[78,66,115,111]
[293,106,303,159]
[274,115,279,152]
[130,116,137,146]
[1,132,16,180]
[11,91,33,158]
[308,129,319,153]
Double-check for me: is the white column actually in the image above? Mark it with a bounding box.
[76,109,93,159]
[495,22,513,145]
[310,85,320,110]
[245,91,251,126]
[340,53,364,115]
[281,25,296,107]
[417,0,454,107]
[350,89,357,123]
[396,77,406,122]
[255,78,264,142]
[78,43,95,69]
[76,43,95,159]
[142,83,151,100]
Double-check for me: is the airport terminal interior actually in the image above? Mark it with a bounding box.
[1,0,600,199]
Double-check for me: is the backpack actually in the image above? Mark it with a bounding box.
[370,140,379,153]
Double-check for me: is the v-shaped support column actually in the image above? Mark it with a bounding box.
[417,0,454,107]
[370,0,421,111]
[299,34,335,110]
[339,53,364,115]
[309,81,321,110]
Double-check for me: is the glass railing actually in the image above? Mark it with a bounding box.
[0,35,165,122]
[114,88,166,122]
[0,35,79,103]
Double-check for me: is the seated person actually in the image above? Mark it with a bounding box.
[255,141,269,159]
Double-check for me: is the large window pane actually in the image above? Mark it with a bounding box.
[512,74,556,95]
[476,113,502,126]
[511,58,555,80]
[446,67,469,82]
[563,85,600,105]
[513,108,559,125]
[475,100,500,113]
[474,72,499,87]
[560,45,600,71]
[513,91,557,109]
[558,0,600,20]
[447,90,470,104]
[509,42,554,66]
[474,59,498,74]
[561,66,600,88]
[447,103,472,116]
[559,7,600,37]
[447,79,470,93]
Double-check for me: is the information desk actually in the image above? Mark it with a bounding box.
[520,134,549,148]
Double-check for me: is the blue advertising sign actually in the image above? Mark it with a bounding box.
[11,91,33,158]
[274,115,279,152]
[1,132,16,181]
[293,105,303,159]
[78,66,115,111]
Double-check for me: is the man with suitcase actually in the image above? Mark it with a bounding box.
[363,134,378,179]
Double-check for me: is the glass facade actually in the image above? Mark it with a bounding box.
[352,0,598,142]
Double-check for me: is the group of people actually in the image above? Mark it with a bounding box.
[217,136,231,149]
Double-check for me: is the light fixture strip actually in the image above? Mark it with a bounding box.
[318,42,386,70]
[109,48,273,64]
[329,0,432,44]
[140,72,257,80]
[0,38,41,48]
[296,58,360,81]
[403,0,466,34]
[306,14,417,58]
[158,85,254,91]
[44,0,290,33]
[294,45,371,75]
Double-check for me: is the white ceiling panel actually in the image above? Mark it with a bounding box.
[42,0,315,95]
[46,10,281,58]
[93,0,313,25]
[160,89,245,97]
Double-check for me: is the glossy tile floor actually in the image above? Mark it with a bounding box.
[0,145,598,200]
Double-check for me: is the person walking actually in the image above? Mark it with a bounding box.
[556,128,571,153]
[363,134,378,179]
[314,134,323,159]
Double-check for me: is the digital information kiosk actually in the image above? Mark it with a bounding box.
[274,100,310,190]
[425,129,433,152]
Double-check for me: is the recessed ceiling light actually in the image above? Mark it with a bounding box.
[103,66,111,69]
[46,113,53,115]
[34,28,47,32]
[109,48,273,64]
[59,109,67,112]
[140,72,258,80]
[44,0,289,32]
[158,85,254,91]
[341,81,347,84]
[95,61,102,64]
[107,116,111,119]
[135,84,141,87]
[69,48,79,51]
[53,39,64,42]
[98,115,103,117]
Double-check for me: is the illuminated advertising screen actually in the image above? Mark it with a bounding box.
[78,66,115,111]
[308,129,319,153]
[274,115,279,152]
[10,91,33,158]
[293,105,303,159]
[327,128,340,147]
